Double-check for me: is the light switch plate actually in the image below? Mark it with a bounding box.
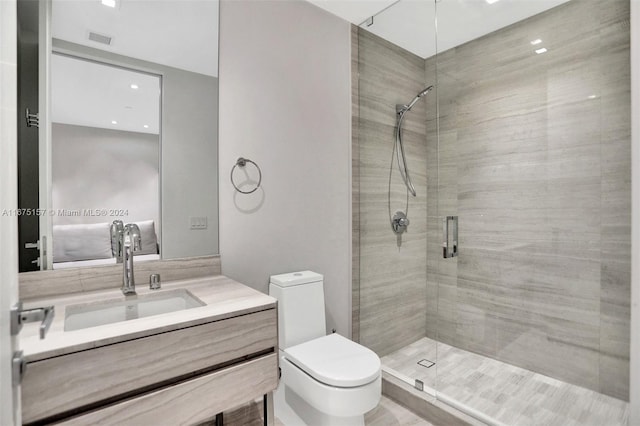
[190,216,207,230]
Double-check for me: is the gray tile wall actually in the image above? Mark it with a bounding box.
[20,255,222,300]
[356,29,432,356]
[426,0,631,400]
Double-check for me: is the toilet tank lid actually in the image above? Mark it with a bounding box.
[270,271,323,287]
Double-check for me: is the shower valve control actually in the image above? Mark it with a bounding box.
[392,211,410,235]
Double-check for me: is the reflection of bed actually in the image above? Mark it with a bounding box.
[52,220,159,270]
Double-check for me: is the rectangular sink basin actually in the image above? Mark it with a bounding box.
[64,289,205,332]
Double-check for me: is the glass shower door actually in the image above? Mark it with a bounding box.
[432,0,631,424]
[355,0,439,398]
[357,0,631,423]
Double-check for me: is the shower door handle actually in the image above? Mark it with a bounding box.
[442,216,458,258]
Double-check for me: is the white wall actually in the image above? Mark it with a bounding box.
[0,1,19,423]
[51,124,160,230]
[160,66,218,259]
[218,0,352,336]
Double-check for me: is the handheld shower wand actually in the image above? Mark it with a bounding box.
[400,86,434,115]
[395,85,434,197]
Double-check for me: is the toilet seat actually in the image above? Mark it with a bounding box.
[284,334,381,388]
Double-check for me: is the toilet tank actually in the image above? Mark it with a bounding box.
[269,271,326,349]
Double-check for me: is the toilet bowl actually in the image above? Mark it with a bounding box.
[269,271,381,426]
[278,334,381,425]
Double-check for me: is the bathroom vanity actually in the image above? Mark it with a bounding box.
[18,275,278,425]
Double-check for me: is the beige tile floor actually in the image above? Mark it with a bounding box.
[382,337,629,426]
[222,394,431,426]
[271,396,432,426]
[365,396,435,426]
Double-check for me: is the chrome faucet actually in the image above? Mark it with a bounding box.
[122,223,141,295]
[111,221,141,295]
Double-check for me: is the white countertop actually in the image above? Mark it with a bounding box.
[20,275,276,362]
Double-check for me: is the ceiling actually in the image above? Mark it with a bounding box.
[50,0,571,134]
[308,0,398,25]
[52,0,218,77]
[51,0,217,134]
[52,54,160,134]
[308,0,571,59]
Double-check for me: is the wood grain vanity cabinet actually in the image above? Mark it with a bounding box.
[19,277,279,425]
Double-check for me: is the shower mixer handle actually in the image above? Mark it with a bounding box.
[392,211,410,235]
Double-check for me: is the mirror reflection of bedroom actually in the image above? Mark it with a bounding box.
[17,0,219,272]
[51,55,161,270]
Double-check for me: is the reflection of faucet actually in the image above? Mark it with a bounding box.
[110,220,124,262]
[111,221,141,295]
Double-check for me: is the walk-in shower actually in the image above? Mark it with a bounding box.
[354,0,631,424]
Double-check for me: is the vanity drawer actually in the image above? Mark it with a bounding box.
[58,353,278,426]
[22,308,277,424]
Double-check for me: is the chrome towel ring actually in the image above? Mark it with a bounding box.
[230,157,262,194]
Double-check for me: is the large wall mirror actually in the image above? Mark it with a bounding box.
[17,0,219,272]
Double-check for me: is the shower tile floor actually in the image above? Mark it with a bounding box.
[381,337,629,426]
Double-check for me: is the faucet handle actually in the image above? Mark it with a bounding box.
[149,274,161,290]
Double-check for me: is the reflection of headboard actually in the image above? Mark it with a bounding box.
[53,220,159,264]
[134,220,159,256]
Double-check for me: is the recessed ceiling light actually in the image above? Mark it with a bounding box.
[111,120,118,124]
[535,48,548,54]
[143,125,149,129]
[486,0,500,4]
[588,95,598,99]
[101,0,116,7]
[130,84,139,90]
[530,39,542,45]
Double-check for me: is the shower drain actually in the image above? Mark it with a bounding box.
[417,359,435,368]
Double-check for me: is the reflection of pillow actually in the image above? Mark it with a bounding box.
[135,220,158,255]
[53,223,112,262]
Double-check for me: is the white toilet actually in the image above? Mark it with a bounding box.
[269,271,381,426]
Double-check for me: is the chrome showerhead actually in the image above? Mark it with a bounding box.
[418,85,434,97]
[399,85,435,114]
